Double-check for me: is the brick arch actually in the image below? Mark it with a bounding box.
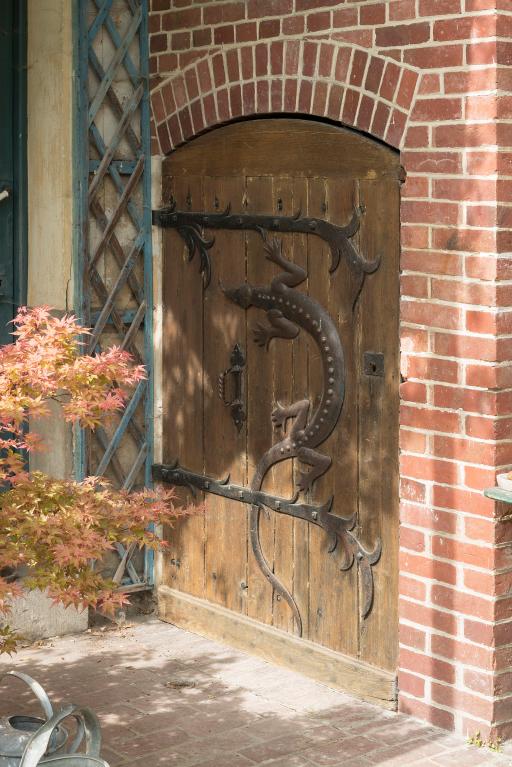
[151,39,420,154]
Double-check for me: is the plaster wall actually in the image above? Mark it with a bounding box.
[27,0,74,312]
[7,0,88,639]
[26,0,75,482]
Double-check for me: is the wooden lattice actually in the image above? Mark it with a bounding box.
[76,0,153,590]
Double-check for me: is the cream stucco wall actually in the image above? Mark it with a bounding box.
[11,0,88,638]
[27,0,74,312]
[27,0,75,481]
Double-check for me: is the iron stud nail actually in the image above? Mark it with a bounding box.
[311,511,318,520]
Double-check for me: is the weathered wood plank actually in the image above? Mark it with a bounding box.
[163,120,401,180]
[246,175,276,627]
[203,175,248,613]
[357,178,400,672]
[161,175,205,598]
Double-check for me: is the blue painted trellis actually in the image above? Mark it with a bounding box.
[73,0,154,590]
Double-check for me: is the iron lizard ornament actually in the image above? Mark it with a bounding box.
[152,201,383,636]
[223,233,381,633]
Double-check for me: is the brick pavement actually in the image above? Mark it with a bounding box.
[0,618,510,767]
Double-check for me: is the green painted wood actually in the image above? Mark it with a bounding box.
[92,0,139,86]
[0,0,27,344]
[484,487,512,504]
[0,0,15,344]
[87,0,113,45]
[87,83,144,202]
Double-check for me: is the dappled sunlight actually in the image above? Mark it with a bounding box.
[0,619,478,767]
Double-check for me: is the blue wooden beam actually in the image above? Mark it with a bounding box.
[89,160,138,174]
[88,6,142,126]
[74,0,154,589]
[95,378,146,477]
[92,0,140,87]
[87,0,113,46]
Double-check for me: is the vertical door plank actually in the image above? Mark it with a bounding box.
[325,177,360,657]
[270,176,297,634]
[306,177,338,650]
[246,175,277,627]
[291,176,310,638]
[357,179,400,672]
[307,178,357,655]
[161,175,205,598]
[203,175,248,613]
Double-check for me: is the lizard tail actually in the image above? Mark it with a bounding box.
[250,447,303,637]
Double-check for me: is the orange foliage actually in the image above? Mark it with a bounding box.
[0,308,187,652]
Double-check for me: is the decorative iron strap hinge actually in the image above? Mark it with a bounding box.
[152,202,380,288]
[152,461,382,622]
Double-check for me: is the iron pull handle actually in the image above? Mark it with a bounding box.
[218,343,246,431]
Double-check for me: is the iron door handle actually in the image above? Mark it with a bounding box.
[218,343,246,431]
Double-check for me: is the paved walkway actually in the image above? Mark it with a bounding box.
[0,618,510,766]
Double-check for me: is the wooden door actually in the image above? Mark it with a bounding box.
[156,120,401,707]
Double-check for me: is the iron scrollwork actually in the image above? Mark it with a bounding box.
[153,460,381,624]
[152,219,383,634]
[152,202,380,288]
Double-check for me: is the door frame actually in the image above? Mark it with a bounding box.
[154,117,400,709]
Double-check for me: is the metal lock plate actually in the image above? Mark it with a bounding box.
[363,351,384,377]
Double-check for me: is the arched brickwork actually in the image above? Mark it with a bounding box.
[150,40,420,153]
[149,19,512,740]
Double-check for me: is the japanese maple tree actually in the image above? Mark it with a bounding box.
[0,306,183,653]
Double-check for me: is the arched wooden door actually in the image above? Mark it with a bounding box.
[154,119,401,707]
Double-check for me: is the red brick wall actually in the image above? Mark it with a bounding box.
[149,0,512,741]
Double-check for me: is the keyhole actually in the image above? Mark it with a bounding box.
[277,198,283,212]
[370,362,377,374]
